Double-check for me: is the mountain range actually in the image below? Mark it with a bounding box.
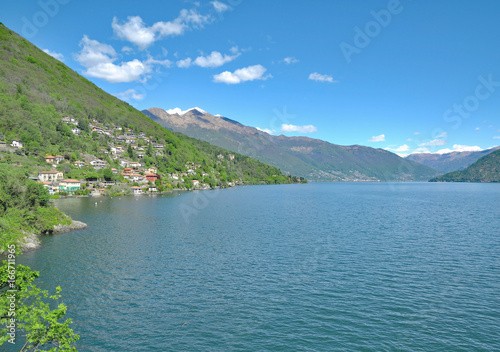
[143,107,439,182]
[406,147,500,173]
[430,149,500,182]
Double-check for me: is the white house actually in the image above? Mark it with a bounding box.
[11,140,23,148]
[71,127,81,135]
[131,186,143,195]
[38,171,64,182]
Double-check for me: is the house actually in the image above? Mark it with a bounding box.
[121,173,131,180]
[0,141,7,149]
[111,168,118,174]
[192,180,200,187]
[62,116,76,124]
[136,152,145,158]
[71,127,80,135]
[217,154,224,159]
[120,159,130,167]
[59,179,81,193]
[131,173,146,183]
[45,155,55,163]
[153,144,164,149]
[38,171,63,182]
[145,173,160,183]
[131,186,143,195]
[148,167,157,174]
[129,161,141,168]
[39,181,57,195]
[90,159,107,170]
[170,173,179,180]
[74,161,86,168]
[55,155,64,163]
[228,154,235,160]
[11,140,23,149]
[148,187,158,193]
[123,168,133,174]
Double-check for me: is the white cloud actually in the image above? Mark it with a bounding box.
[414,131,421,135]
[419,139,447,147]
[213,65,271,84]
[281,124,317,133]
[211,1,230,12]
[176,58,192,68]
[407,138,413,142]
[74,35,116,67]
[369,134,385,142]
[230,46,239,54]
[43,49,64,61]
[114,89,144,101]
[412,147,431,154]
[112,10,212,50]
[435,132,447,138]
[412,145,484,155]
[283,56,299,64]
[75,36,172,83]
[193,51,239,68]
[494,136,500,139]
[394,144,410,152]
[475,127,480,130]
[308,72,336,83]
[122,46,133,53]
[85,59,151,83]
[256,127,275,134]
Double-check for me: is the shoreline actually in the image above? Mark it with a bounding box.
[19,219,88,253]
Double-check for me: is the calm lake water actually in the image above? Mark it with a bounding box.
[16,183,500,351]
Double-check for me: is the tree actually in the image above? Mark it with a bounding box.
[102,168,113,181]
[0,258,79,351]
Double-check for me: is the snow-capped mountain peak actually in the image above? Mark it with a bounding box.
[166,107,207,116]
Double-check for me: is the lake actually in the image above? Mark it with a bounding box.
[16,183,500,351]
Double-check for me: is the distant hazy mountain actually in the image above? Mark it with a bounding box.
[430,149,500,182]
[406,147,500,173]
[143,107,438,182]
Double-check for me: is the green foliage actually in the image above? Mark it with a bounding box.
[430,149,500,183]
[0,260,79,351]
[0,163,69,249]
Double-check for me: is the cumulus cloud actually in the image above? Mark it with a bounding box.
[112,10,212,50]
[419,139,447,147]
[176,57,192,68]
[177,50,240,68]
[283,56,299,64]
[413,145,484,155]
[114,89,144,101]
[256,127,275,135]
[84,60,151,83]
[74,35,116,67]
[369,134,385,142]
[211,1,230,12]
[194,51,239,68]
[308,72,336,83]
[43,49,64,61]
[394,144,410,152]
[281,124,317,133]
[75,36,152,83]
[213,64,271,84]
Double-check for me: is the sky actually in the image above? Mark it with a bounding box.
[2,0,500,155]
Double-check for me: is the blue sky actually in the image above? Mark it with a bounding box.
[2,0,500,155]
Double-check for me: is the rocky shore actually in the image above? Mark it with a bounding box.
[20,220,88,252]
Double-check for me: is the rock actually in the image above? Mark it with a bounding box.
[19,233,41,252]
[53,220,88,234]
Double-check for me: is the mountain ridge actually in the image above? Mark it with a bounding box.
[143,107,439,182]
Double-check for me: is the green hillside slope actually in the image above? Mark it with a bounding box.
[429,149,500,182]
[0,23,297,186]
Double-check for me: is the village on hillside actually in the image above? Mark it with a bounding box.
[4,116,241,197]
